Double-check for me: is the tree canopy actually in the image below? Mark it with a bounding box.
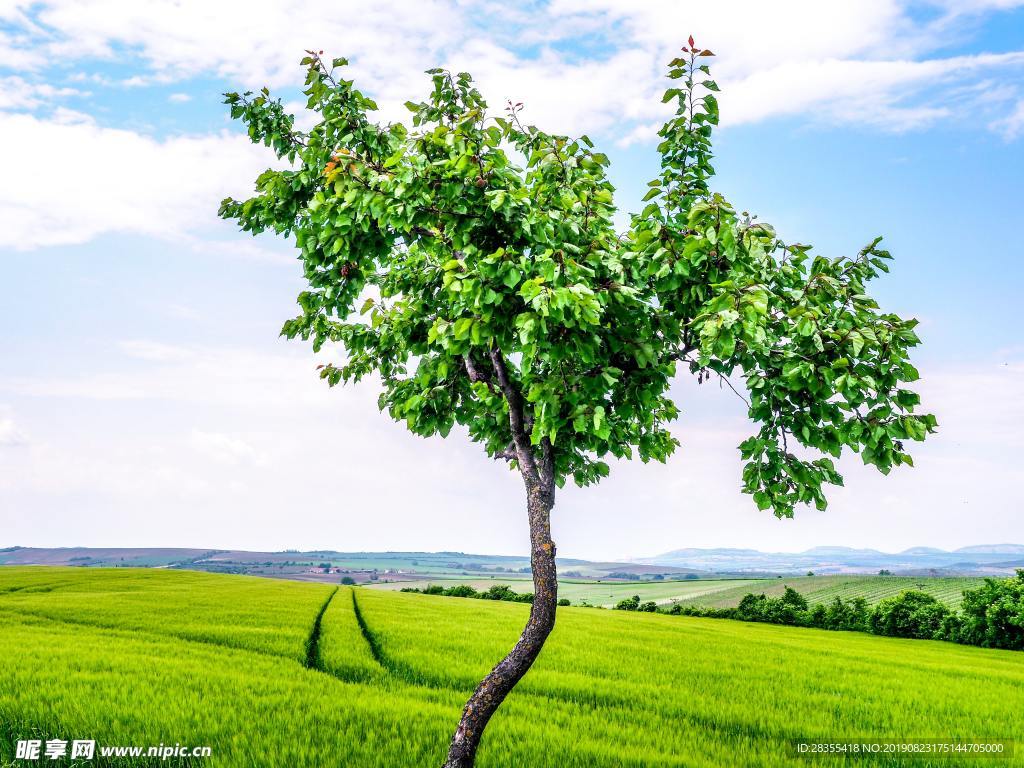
[220,42,935,518]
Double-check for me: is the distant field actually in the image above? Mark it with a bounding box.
[672,575,987,610]
[369,574,989,610]
[2,568,1021,767]
[368,576,766,607]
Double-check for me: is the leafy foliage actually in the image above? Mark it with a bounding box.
[868,591,951,639]
[673,582,1024,649]
[220,44,934,517]
[958,570,1024,649]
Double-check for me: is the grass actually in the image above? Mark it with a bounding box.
[1,567,1021,767]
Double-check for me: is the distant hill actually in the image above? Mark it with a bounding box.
[638,544,1024,576]
[954,544,1024,554]
[0,546,700,585]
[4,544,1022,580]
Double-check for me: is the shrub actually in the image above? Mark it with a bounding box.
[958,570,1024,650]
[781,586,808,612]
[340,576,356,586]
[938,613,963,643]
[480,585,518,601]
[736,593,769,621]
[869,591,949,640]
[614,595,640,611]
[638,601,658,613]
[557,598,571,607]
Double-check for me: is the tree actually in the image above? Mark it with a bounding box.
[615,595,641,611]
[958,570,1024,649]
[781,586,808,612]
[220,40,934,768]
[869,590,949,639]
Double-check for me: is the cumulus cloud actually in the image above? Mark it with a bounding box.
[0,75,83,109]
[719,52,1024,130]
[0,1,1022,250]
[0,112,271,249]
[2,0,1022,135]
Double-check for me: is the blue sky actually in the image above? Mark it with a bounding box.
[1,1,1022,559]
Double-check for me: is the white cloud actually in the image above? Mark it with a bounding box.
[190,430,262,466]
[0,344,1020,555]
[719,52,1024,129]
[0,1,1020,253]
[0,417,28,447]
[990,98,1024,139]
[0,112,271,249]
[2,0,1022,137]
[0,75,82,109]
[11,0,465,88]
[168,92,190,103]
[1,342,338,409]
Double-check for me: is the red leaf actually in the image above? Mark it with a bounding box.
[688,34,695,47]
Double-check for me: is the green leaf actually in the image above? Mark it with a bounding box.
[453,318,473,340]
[503,267,522,289]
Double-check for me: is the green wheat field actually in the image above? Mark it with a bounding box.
[1,567,1021,767]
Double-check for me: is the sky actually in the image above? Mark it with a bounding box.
[1,1,1022,560]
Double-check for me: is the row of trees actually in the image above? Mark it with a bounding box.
[659,571,1024,650]
[614,595,659,612]
[401,582,570,607]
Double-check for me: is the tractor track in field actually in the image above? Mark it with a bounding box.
[350,589,386,670]
[303,587,338,671]
[343,592,819,748]
[349,591,446,689]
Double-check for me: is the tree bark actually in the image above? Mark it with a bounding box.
[442,478,557,768]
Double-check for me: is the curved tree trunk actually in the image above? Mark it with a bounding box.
[442,478,557,768]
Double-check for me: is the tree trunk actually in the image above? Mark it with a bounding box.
[442,478,557,768]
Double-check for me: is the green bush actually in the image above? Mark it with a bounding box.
[958,571,1024,649]
[869,591,949,640]
[614,595,640,611]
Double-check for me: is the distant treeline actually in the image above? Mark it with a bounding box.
[401,583,574,606]
[614,570,1024,651]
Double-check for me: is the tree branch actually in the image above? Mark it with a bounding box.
[494,444,518,462]
[488,348,542,487]
[463,353,498,395]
